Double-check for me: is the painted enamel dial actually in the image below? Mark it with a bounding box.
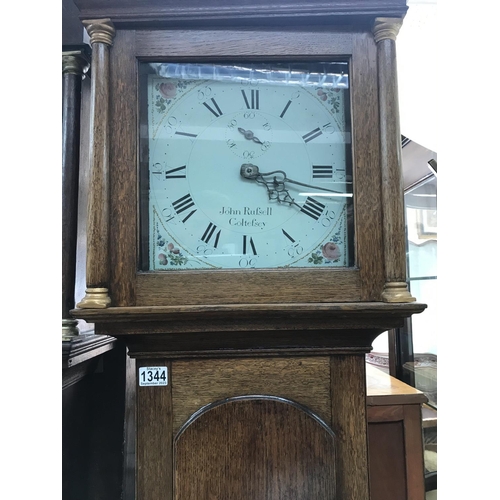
[143,65,353,270]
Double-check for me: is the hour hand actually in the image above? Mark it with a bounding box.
[238,127,263,145]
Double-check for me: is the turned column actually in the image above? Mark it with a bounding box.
[62,46,91,337]
[76,19,115,309]
[373,18,416,303]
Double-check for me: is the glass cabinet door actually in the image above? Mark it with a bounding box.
[404,174,437,408]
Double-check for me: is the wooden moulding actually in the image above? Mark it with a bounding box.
[73,301,426,328]
[72,301,426,358]
[73,0,409,28]
[174,396,337,498]
[171,357,332,435]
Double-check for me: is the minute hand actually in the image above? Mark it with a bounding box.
[240,164,342,194]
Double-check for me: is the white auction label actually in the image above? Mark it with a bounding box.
[138,366,168,386]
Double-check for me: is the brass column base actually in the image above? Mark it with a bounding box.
[382,282,416,303]
[76,288,112,309]
[62,318,80,339]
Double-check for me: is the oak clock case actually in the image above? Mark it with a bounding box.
[139,62,354,272]
[71,7,427,500]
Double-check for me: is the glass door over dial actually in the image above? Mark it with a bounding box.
[139,62,354,271]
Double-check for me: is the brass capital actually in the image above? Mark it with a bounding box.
[82,18,116,47]
[372,17,403,43]
[62,52,90,76]
[76,287,112,309]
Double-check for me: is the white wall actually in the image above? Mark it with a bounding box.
[397,0,438,153]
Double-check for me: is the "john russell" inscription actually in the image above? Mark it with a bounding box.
[219,206,273,216]
[220,206,273,228]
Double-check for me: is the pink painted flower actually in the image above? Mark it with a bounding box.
[167,243,174,251]
[158,253,168,265]
[317,89,328,100]
[159,82,177,99]
[321,242,341,261]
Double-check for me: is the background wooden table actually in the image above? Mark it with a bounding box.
[366,364,428,500]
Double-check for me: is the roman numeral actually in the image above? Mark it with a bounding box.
[151,162,163,179]
[181,210,196,223]
[172,194,195,214]
[280,100,292,118]
[201,223,221,248]
[302,127,322,143]
[282,229,295,243]
[312,165,333,179]
[202,98,223,118]
[241,89,259,109]
[300,197,325,220]
[243,235,257,255]
[175,131,197,138]
[165,165,186,179]
[172,194,197,222]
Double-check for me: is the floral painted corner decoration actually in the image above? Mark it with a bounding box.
[316,87,341,114]
[321,241,341,261]
[308,241,342,265]
[154,80,190,113]
[156,232,188,266]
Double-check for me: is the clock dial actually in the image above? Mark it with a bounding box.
[141,63,353,270]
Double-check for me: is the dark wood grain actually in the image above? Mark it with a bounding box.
[136,267,362,306]
[62,64,84,317]
[85,41,111,288]
[171,357,331,435]
[73,301,425,325]
[122,331,386,360]
[368,420,407,500]
[403,405,426,500]
[174,397,336,499]
[351,32,385,300]
[330,354,370,500]
[122,354,137,500]
[74,0,408,28]
[136,359,173,500]
[68,4,422,500]
[63,342,132,500]
[109,30,138,306]
[74,27,403,308]
[366,366,427,500]
[377,37,407,284]
[367,404,404,422]
[135,28,353,58]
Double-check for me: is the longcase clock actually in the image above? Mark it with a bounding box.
[71,1,426,498]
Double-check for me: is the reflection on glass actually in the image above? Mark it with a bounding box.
[404,175,437,408]
[138,62,355,271]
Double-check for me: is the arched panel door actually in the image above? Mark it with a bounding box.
[174,395,336,499]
